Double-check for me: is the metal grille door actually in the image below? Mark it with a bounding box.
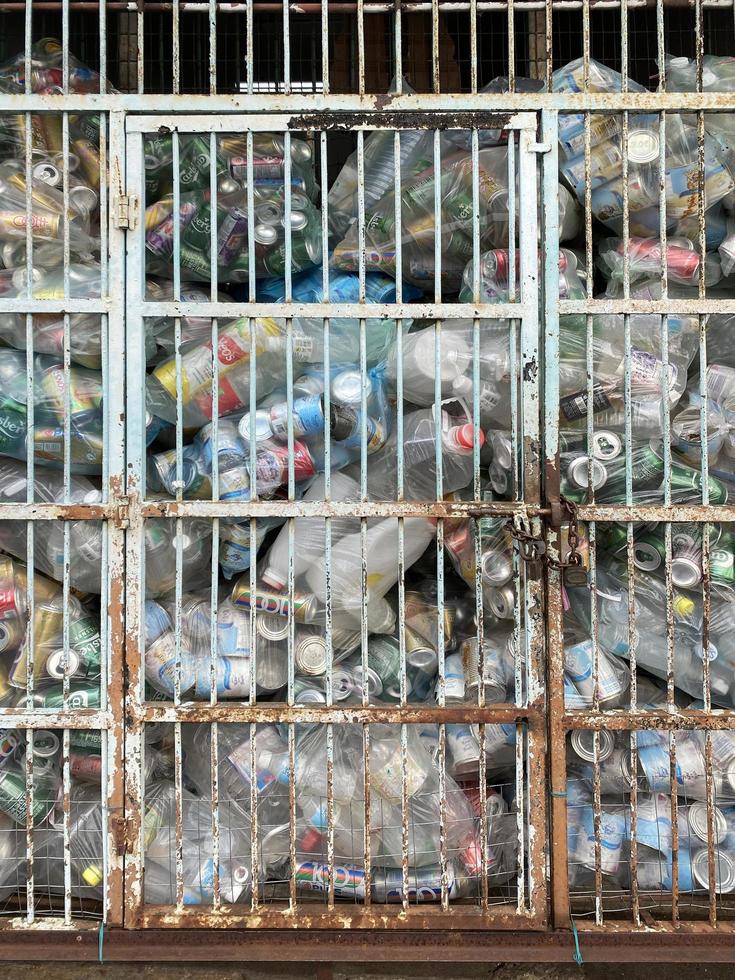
[120,110,548,929]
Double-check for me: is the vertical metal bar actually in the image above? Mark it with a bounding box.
[542,107,571,930]
[123,127,147,925]
[173,0,181,94]
[137,2,145,94]
[104,109,127,929]
[208,130,220,912]
[209,0,217,94]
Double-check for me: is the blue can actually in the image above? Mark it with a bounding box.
[269,393,325,441]
[144,600,172,646]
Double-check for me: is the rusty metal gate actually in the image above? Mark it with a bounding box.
[0,0,734,964]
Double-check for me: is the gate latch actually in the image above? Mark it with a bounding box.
[114,193,139,231]
[112,494,130,529]
[507,498,583,569]
[545,496,583,571]
[111,812,136,855]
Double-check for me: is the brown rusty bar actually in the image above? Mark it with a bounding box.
[564,709,735,729]
[8,925,735,961]
[137,904,547,930]
[0,710,107,728]
[135,703,539,724]
[139,500,539,519]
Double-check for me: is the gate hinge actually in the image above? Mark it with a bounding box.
[528,142,552,154]
[114,192,139,230]
[110,812,136,855]
[112,495,130,529]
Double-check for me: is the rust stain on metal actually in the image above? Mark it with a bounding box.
[289,111,514,132]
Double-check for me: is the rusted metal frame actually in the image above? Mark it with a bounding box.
[0,504,116,520]
[103,109,129,930]
[140,500,543,518]
[0,711,107,727]
[8,93,735,112]
[133,703,543,723]
[516,125,547,922]
[122,124,147,930]
[575,504,735,522]
[565,710,735,730]
[540,108,571,931]
[19,924,735,960]
[136,905,547,929]
[125,110,539,132]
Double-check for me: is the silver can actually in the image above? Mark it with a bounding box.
[570,729,615,763]
[686,800,728,845]
[692,846,735,894]
[568,455,607,491]
[295,635,328,676]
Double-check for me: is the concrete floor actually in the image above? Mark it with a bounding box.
[4,965,735,980]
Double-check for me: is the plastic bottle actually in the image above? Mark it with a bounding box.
[366,407,484,501]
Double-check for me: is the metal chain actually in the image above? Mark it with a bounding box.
[546,496,582,571]
[506,497,582,569]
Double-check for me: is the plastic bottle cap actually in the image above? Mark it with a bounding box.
[454,423,484,450]
[82,864,103,887]
[673,594,695,618]
[262,566,287,591]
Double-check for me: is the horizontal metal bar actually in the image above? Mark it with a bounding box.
[132,301,530,321]
[137,905,543,931]
[11,925,735,961]
[0,299,110,315]
[125,111,539,133]
[0,711,108,728]
[140,500,541,519]
[0,504,113,521]
[565,709,735,731]
[136,703,537,724]
[0,0,731,9]
[560,300,735,316]
[575,505,735,522]
[1,93,734,113]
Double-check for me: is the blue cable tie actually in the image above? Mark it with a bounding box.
[571,916,584,967]
[98,921,105,963]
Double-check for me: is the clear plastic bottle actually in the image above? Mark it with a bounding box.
[305,517,434,615]
[366,407,484,501]
[262,471,362,590]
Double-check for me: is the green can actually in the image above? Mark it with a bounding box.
[0,768,56,825]
[179,134,217,193]
[444,189,473,223]
[445,230,474,261]
[182,201,213,253]
[69,729,103,752]
[711,527,735,585]
[180,242,214,280]
[70,616,102,677]
[0,400,26,456]
[670,461,728,505]
[35,680,100,709]
[365,211,395,239]
[367,635,403,701]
